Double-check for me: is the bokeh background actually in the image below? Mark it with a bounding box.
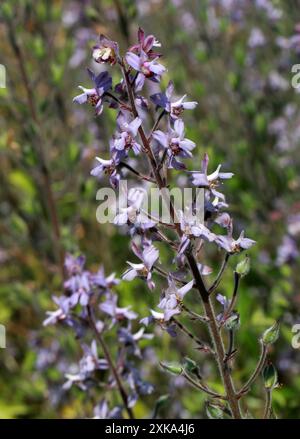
[0,0,300,418]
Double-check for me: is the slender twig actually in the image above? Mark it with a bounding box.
[105,92,132,112]
[87,305,134,419]
[141,209,177,229]
[155,229,179,249]
[148,109,166,140]
[157,149,168,172]
[182,304,210,323]
[153,265,187,285]
[209,253,230,294]
[182,370,227,400]
[118,161,156,183]
[263,389,272,419]
[238,342,268,397]
[224,329,235,364]
[172,318,213,354]
[220,272,240,325]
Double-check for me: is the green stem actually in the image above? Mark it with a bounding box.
[238,342,268,397]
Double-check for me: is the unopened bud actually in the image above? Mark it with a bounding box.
[235,256,250,277]
[206,402,224,419]
[224,312,240,331]
[160,361,182,376]
[262,322,280,345]
[263,363,278,390]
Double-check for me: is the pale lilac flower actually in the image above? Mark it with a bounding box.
[112,113,142,158]
[191,154,233,197]
[122,243,159,290]
[73,69,112,116]
[92,34,119,65]
[91,267,119,289]
[276,235,299,266]
[64,254,86,276]
[114,188,152,227]
[90,155,120,188]
[158,278,194,321]
[151,81,197,120]
[126,50,166,91]
[216,220,256,254]
[93,400,122,419]
[248,28,266,48]
[100,296,138,322]
[80,341,108,373]
[153,119,195,169]
[43,296,70,326]
[63,341,108,390]
[178,210,217,254]
[118,326,153,358]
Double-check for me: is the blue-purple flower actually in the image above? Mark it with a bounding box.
[153,119,195,169]
[90,155,120,188]
[157,278,194,321]
[122,243,159,290]
[126,50,166,91]
[112,113,142,158]
[151,81,197,120]
[73,69,112,115]
[216,221,256,254]
[100,295,138,322]
[43,296,71,326]
[191,154,233,199]
[178,209,217,254]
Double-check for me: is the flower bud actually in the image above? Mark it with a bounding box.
[235,256,250,277]
[183,357,202,379]
[160,361,182,376]
[206,402,224,419]
[263,363,278,390]
[224,312,240,331]
[262,321,280,345]
[153,394,170,414]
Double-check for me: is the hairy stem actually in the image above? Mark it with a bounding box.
[238,342,268,397]
[263,389,272,419]
[173,318,213,353]
[182,370,227,400]
[220,272,240,325]
[187,253,242,418]
[209,253,230,294]
[121,61,242,418]
[87,305,134,419]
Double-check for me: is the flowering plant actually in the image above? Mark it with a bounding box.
[46,28,280,419]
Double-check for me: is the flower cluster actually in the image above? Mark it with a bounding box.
[44,254,153,418]
[69,27,279,419]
